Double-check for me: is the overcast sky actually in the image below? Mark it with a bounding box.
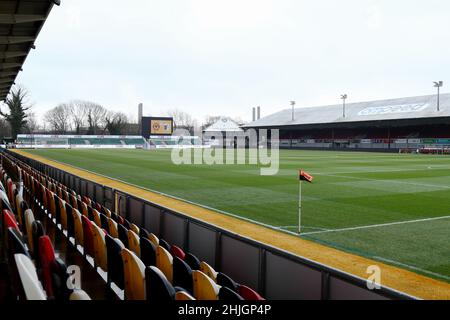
[16,0,450,124]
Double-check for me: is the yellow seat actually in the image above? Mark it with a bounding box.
[122,248,146,300]
[92,209,102,228]
[130,223,139,235]
[108,218,119,238]
[80,202,89,217]
[192,270,221,300]
[127,230,140,258]
[24,209,35,251]
[47,191,56,218]
[156,245,173,283]
[59,198,67,231]
[15,194,24,226]
[175,291,196,300]
[200,261,218,282]
[148,233,159,246]
[91,223,108,271]
[72,208,84,247]
[104,208,112,218]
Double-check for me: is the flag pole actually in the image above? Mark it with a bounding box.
[298,178,302,234]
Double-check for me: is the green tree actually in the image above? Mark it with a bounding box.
[0,87,31,139]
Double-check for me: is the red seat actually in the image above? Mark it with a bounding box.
[170,245,185,260]
[238,285,265,300]
[39,235,56,297]
[3,209,20,232]
[81,215,95,258]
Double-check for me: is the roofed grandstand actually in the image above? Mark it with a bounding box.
[244,93,450,152]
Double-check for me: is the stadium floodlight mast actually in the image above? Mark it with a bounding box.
[433,81,443,112]
[290,101,296,121]
[341,94,348,118]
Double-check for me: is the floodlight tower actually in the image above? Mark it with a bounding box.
[341,94,348,118]
[433,81,443,111]
[290,101,296,121]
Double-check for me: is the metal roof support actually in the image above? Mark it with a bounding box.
[0,14,47,24]
[0,36,36,44]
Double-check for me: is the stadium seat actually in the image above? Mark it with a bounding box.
[170,245,186,260]
[156,245,173,283]
[100,213,109,232]
[39,235,56,298]
[31,221,45,267]
[173,256,193,293]
[219,286,244,301]
[216,272,239,292]
[3,209,20,234]
[72,209,84,247]
[80,201,89,217]
[46,190,56,218]
[58,198,68,231]
[121,248,146,300]
[140,237,157,267]
[184,253,201,270]
[159,238,171,252]
[148,233,159,246]
[130,223,140,235]
[14,253,47,300]
[192,270,220,300]
[105,234,125,289]
[81,215,95,259]
[69,290,91,300]
[53,196,62,224]
[200,261,218,282]
[65,203,75,239]
[50,257,71,300]
[92,209,102,228]
[108,217,119,238]
[117,223,129,248]
[238,285,265,300]
[127,230,140,257]
[15,194,26,227]
[175,291,196,301]
[7,227,29,257]
[91,223,108,271]
[145,266,176,301]
[24,209,35,255]
[139,227,150,240]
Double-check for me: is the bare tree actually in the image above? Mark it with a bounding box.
[44,104,72,134]
[0,118,11,140]
[69,100,89,134]
[24,112,40,133]
[85,102,107,134]
[104,111,129,135]
[166,109,198,134]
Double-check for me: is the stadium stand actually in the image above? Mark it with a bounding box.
[0,151,265,300]
[245,93,450,153]
[15,135,147,149]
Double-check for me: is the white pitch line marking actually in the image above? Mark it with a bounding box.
[302,215,450,235]
[279,225,330,231]
[312,172,450,190]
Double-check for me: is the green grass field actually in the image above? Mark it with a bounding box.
[26,148,450,283]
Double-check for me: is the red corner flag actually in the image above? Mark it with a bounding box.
[299,170,314,183]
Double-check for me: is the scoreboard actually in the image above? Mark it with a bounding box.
[141,117,174,138]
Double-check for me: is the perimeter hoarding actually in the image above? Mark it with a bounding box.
[141,117,174,138]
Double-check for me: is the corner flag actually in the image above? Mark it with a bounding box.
[298,169,313,234]
[299,170,314,183]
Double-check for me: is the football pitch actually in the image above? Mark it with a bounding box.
[25,148,450,283]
